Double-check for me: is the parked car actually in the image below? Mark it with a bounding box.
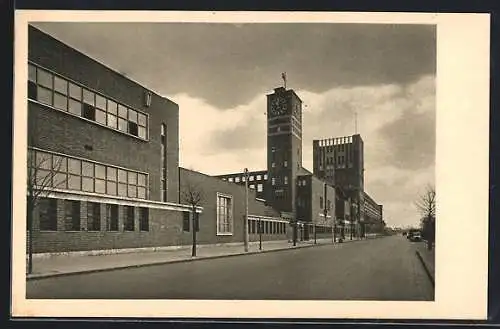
[409,231,422,242]
[407,229,420,240]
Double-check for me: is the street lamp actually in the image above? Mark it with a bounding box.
[244,168,249,252]
[259,218,263,250]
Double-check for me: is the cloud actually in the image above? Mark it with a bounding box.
[175,93,268,174]
[33,22,435,109]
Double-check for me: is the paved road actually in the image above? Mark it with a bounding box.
[27,235,434,300]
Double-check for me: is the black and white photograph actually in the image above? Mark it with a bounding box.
[12,11,489,319]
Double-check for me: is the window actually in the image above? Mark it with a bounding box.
[228,177,233,182]
[87,202,101,231]
[28,63,149,140]
[217,194,233,235]
[320,196,324,209]
[83,103,96,120]
[242,176,246,182]
[106,204,118,231]
[183,212,190,232]
[38,198,57,231]
[124,206,135,231]
[271,178,276,186]
[249,176,254,182]
[249,184,255,189]
[256,175,262,180]
[284,160,288,167]
[161,123,167,202]
[64,200,80,231]
[264,174,268,180]
[235,177,240,183]
[250,220,256,234]
[139,207,149,231]
[257,184,263,192]
[284,176,288,185]
[272,162,276,168]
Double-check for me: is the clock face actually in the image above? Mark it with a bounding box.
[270,96,287,116]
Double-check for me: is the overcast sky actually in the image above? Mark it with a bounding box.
[32,22,436,228]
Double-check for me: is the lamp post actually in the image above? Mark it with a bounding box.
[292,220,297,246]
[259,218,263,250]
[244,168,249,252]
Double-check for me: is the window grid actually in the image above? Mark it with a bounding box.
[28,63,149,141]
[87,202,101,231]
[217,194,233,234]
[106,204,119,231]
[29,149,148,200]
[38,197,57,231]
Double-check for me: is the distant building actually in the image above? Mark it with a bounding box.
[313,134,383,236]
[214,170,268,200]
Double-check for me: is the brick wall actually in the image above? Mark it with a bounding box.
[28,26,180,204]
[31,198,186,253]
[179,168,288,245]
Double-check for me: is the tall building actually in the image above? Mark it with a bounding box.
[266,87,303,215]
[312,134,364,191]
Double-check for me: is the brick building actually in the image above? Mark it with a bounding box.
[179,168,289,245]
[312,135,384,236]
[27,25,290,254]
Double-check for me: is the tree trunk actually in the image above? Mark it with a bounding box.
[27,202,34,274]
[191,208,197,257]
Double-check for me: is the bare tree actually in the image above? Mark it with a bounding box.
[26,145,65,274]
[415,184,436,250]
[180,178,204,257]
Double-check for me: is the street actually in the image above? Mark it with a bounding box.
[26,235,434,300]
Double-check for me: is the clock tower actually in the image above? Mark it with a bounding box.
[266,87,303,215]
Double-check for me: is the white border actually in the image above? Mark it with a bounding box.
[12,11,489,320]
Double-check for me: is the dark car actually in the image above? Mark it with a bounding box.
[408,230,422,242]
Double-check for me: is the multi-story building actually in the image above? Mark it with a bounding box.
[27,25,288,254]
[214,170,268,200]
[313,134,383,236]
[27,25,198,253]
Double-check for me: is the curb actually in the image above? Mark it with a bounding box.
[415,250,435,287]
[26,241,325,281]
[26,236,379,281]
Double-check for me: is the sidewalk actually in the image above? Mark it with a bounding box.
[26,235,380,280]
[415,240,435,286]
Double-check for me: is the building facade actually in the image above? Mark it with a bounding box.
[27,25,200,253]
[179,168,288,245]
[26,26,384,254]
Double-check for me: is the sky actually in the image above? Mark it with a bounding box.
[32,22,436,228]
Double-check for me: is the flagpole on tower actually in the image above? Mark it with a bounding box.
[355,111,358,134]
[282,72,287,89]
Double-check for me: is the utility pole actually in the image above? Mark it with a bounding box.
[244,168,249,252]
[259,218,262,250]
